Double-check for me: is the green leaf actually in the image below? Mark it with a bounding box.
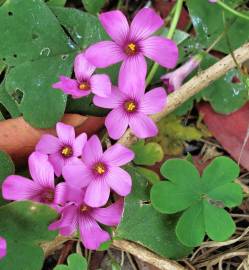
[82,0,105,14]
[131,140,164,166]
[116,167,192,259]
[204,201,235,242]
[135,167,160,185]
[0,201,57,270]
[151,157,243,247]
[187,0,249,54]
[160,158,201,186]
[176,202,205,247]
[207,183,243,208]
[0,151,14,204]
[46,0,67,6]
[0,0,78,127]
[151,181,200,214]
[54,253,87,270]
[201,156,240,192]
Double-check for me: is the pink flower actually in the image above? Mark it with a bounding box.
[161,55,201,93]
[36,122,87,176]
[62,135,134,207]
[53,53,111,98]
[49,185,124,250]
[2,152,65,208]
[208,0,217,2]
[94,80,167,139]
[85,8,178,87]
[0,237,6,260]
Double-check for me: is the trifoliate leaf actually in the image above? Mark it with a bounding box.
[54,253,87,270]
[151,157,243,247]
[131,140,164,166]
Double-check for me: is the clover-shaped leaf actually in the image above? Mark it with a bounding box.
[131,140,164,166]
[151,157,243,247]
[54,253,87,270]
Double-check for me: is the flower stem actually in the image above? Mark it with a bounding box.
[217,0,249,21]
[146,0,184,86]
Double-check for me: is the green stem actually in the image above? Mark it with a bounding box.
[217,0,249,21]
[146,0,183,86]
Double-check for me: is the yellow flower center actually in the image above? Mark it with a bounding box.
[125,42,137,56]
[61,146,73,158]
[80,205,88,212]
[41,189,54,203]
[79,82,90,91]
[94,162,106,175]
[124,101,136,112]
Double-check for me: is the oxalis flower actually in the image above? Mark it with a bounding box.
[36,122,87,176]
[62,135,134,207]
[49,185,123,250]
[0,237,6,260]
[208,0,217,2]
[85,8,178,87]
[161,55,202,93]
[2,152,65,208]
[94,81,167,139]
[53,53,111,98]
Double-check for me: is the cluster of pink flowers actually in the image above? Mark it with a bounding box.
[53,7,179,140]
[1,7,183,258]
[2,123,134,250]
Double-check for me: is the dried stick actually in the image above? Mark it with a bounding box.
[112,240,185,270]
[118,42,249,147]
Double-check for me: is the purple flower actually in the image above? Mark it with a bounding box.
[36,122,87,176]
[161,55,201,93]
[62,135,134,207]
[2,152,65,208]
[0,237,6,260]
[49,185,124,250]
[94,80,167,139]
[53,53,111,98]
[208,0,217,2]
[85,8,178,87]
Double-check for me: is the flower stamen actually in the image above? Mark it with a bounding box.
[61,146,73,158]
[93,162,106,175]
[41,189,54,204]
[80,205,89,212]
[79,82,90,91]
[125,42,137,56]
[124,100,137,112]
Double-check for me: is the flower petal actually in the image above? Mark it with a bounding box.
[105,108,129,140]
[82,135,103,165]
[79,215,110,250]
[49,152,65,177]
[90,74,111,97]
[35,134,60,154]
[29,152,55,188]
[0,237,7,260]
[56,122,75,145]
[118,55,146,94]
[93,86,125,109]
[62,163,92,189]
[140,36,178,68]
[84,180,110,207]
[129,113,158,138]
[103,144,134,166]
[53,183,67,206]
[74,53,95,82]
[2,175,41,201]
[91,199,124,226]
[140,87,167,114]
[99,10,129,45]
[49,204,78,236]
[129,8,164,41]
[73,133,87,157]
[106,167,132,196]
[85,41,125,68]
[52,76,79,94]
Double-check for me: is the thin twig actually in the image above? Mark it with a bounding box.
[118,42,249,147]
